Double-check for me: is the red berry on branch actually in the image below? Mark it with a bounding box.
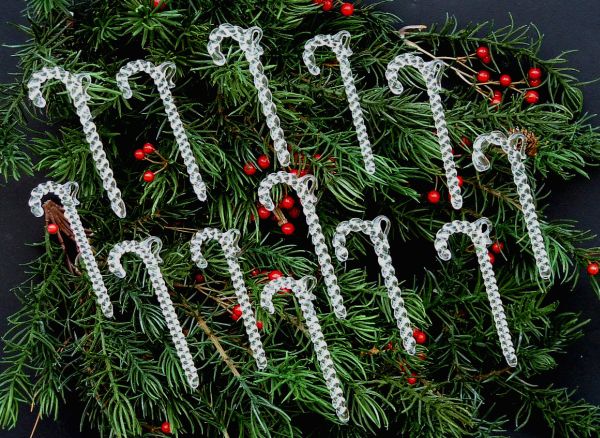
[322,0,333,11]
[289,169,299,176]
[413,329,427,344]
[288,207,301,219]
[313,153,322,160]
[134,149,146,160]
[528,67,542,81]
[407,376,417,385]
[161,421,171,434]
[427,190,441,204]
[488,252,495,264]
[231,313,240,321]
[232,304,243,317]
[417,352,427,361]
[490,94,502,105]
[313,0,324,3]
[529,78,541,87]
[481,55,492,64]
[256,321,264,330]
[47,223,59,234]
[524,90,539,104]
[251,268,260,277]
[268,270,284,281]
[143,171,155,182]
[340,2,354,16]
[153,0,167,10]
[143,142,156,154]
[476,70,490,83]
[257,206,271,220]
[384,342,393,351]
[587,262,599,276]
[461,136,472,147]
[194,273,205,283]
[257,154,270,170]
[279,195,295,210]
[476,46,489,59]
[457,176,464,187]
[243,162,257,176]
[299,169,308,177]
[499,74,512,87]
[491,242,504,254]
[281,223,295,235]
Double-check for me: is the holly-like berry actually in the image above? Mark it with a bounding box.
[407,376,417,385]
[143,142,156,154]
[47,223,59,234]
[413,329,427,344]
[476,70,490,83]
[461,136,472,147]
[529,78,542,87]
[243,162,257,176]
[143,171,155,182]
[279,195,295,210]
[587,262,599,276]
[313,0,324,3]
[251,268,260,277]
[161,421,171,434]
[322,0,333,11]
[490,94,502,106]
[476,46,489,59]
[299,169,308,177]
[288,207,301,219]
[427,190,441,204]
[417,352,427,361]
[313,153,322,160]
[289,169,299,176]
[491,242,504,254]
[457,176,464,187]
[384,342,393,351]
[482,55,492,64]
[488,252,496,264]
[257,206,271,220]
[134,149,146,160]
[528,67,542,81]
[499,74,512,87]
[194,273,205,283]
[340,2,354,16]
[153,0,167,10]
[524,90,539,104]
[268,270,284,281]
[256,321,264,330]
[281,223,295,235]
[232,304,243,317]
[257,154,270,170]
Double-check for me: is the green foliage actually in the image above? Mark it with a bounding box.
[1,0,599,436]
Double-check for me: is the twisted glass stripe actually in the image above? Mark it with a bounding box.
[27,67,126,218]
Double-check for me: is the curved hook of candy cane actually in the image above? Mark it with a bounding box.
[223,228,242,256]
[472,131,506,172]
[29,181,79,217]
[107,241,132,279]
[303,31,353,76]
[142,236,164,264]
[258,171,317,211]
[108,238,164,278]
[208,24,263,65]
[332,222,352,263]
[434,220,466,261]
[372,215,391,237]
[190,227,222,269]
[506,132,528,159]
[260,275,318,315]
[472,217,494,247]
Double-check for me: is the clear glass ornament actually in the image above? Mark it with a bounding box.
[29,181,114,318]
[116,60,208,202]
[190,227,267,370]
[27,67,126,218]
[332,216,416,354]
[261,276,349,423]
[258,171,347,319]
[472,131,551,279]
[303,31,375,175]
[207,24,290,167]
[108,237,200,389]
[386,54,463,210]
[434,218,517,367]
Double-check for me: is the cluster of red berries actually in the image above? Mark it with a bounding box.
[475,46,543,105]
[256,193,300,236]
[134,142,159,182]
[383,329,428,385]
[313,0,355,15]
[243,154,271,176]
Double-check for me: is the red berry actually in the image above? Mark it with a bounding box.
[476,46,489,59]
[231,313,240,321]
[457,176,464,187]
[340,2,354,16]
[494,90,502,97]
[499,74,512,87]
[482,55,492,64]
[251,268,260,277]
[47,223,59,234]
[143,142,156,154]
[461,136,472,147]
[153,0,167,10]
[587,262,599,276]
[134,149,146,160]
[528,67,542,81]
[313,0,324,3]
[488,252,495,264]
[313,153,322,160]
[161,421,171,434]
[281,223,295,235]
[413,329,427,344]
[322,0,333,11]
[289,169,299,176]
[384,342,393,351]
[490,95,502,106]
[232,304,243,317]
[256,321,264,330]
[268,270,284,281]
[407,376,417,385]
[243,162,257,176]
[524,90,539,105]
[427,190,441,204]
[288,207,301,219]
[257,154,270,170]
[257,206,271,220]
[529,78,542,87]
[194,273,205,283]
[476,70,490,83]
[299,169,308,177]
[279,195,295,210]
[417,352,427,361]
[491,242,504,254]
[143,171,155,182]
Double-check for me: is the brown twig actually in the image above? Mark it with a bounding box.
[473,366,512,381]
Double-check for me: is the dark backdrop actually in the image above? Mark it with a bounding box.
[0,1,598,437]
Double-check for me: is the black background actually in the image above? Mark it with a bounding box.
[0,1,598,436]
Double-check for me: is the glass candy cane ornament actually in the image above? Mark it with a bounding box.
[29,181,114,318]
[434,218,517,367]
[386,54,463,210]
[472,131,551,279]
[261,276,349,422]
[208,24,290,167]
[303,31,375,174]
[108,237,199,388]
[258,171,347,319]
[116,60,207,202]
[332,216,416,354]
[27,67,126,218]
[190,228,267,369]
